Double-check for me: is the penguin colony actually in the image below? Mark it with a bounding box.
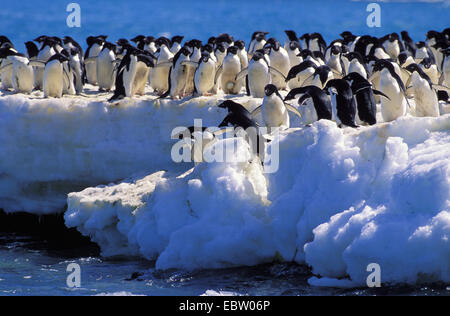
[0,29,449,131]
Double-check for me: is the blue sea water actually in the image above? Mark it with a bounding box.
[0,0,449,53]
[0,0,449,296]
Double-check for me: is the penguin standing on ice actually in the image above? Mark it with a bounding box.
[215,46,243,94]
[251,84,302,132]
[265,38,290,90]
[191,51,216,96]
[109,47,154,101]
[343,72,390,125]
[84,36,106,85]
[0,47,35,94]
[404,63,440,117]
[370,59,410,122]
[284,86,332,124]
[160,46,192,99]
[323,79,357,128]
[150,37,174,94]
[285,60,318,89]
[95,41,117,91]
[43,53,70,98]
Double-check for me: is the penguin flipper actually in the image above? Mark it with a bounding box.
[372,89,391,101]
[214,65,223,85]
[0,63,13,74]
[28,60,46,68]
[285,103,302,118]
[269,66,286,81]
[251,105,262,117]
[235,67,248,81]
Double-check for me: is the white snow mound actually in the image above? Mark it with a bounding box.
[65,114,450,286]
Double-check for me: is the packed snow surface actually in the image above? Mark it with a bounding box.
[64,106,450,286]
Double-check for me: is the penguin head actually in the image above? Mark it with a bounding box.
[298,49,313,59]
[388,33,400,43]
[252,51,265,62]
[404,63,422,74]
[252,31,269,42]
[234,40,246,51]
[343,72,365,83]
[201,43,214,54]
[116,38,130,47]
[227,46,238,56]
[34,35,48,44]
[179,46,191,57]
[145,36,155,44]
[420,57,434,69]
[216,33,234,45]
[207,37,216,45]
[266,38,281,51]
[401,31,411,41]
[171,35,184,46]
[397,51,411,66]
[289,41,301,52]
[285,30,299,42]
[102,41,117,53]
[330,45,342,56]
[218,100,245,113]
[131,35,145,44]
[156,37,171,49]
[0,47,17,59]
[415,41,426,49]
[426,30,443,43]
[48,53,69,64]
[187,39,202,50]
[25,41,39,58]
[315,65,332,85]
[200,51,210,63]
[372,59,394,74]
[264,84,278,97]
[340,31,356,43]
[215,42,226,53]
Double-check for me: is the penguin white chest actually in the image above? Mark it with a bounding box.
[43,60,64,98]
[262,94,289,130]
[248,60,271,98]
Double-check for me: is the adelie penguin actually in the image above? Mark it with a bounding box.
[84,35,106,85]
[170,36,184,55]
[95,41,117,92]
[42,53,70,98]
[218,100,265,162]
[369,59,410,122]
[404,63,439,117]
[303,65,334,89]
[248,31,269,57]
[0,47,35,94]
[323,79,358,128]
[109,47,154,101]
[343,72,391,125]
[160,46,192,99]
[215,46,243,94]
[34,37,57,90]
[285,60,318,89]
[265,38,290,90]
[284,85,332,125]
[150,37,174,94]
[251,84,302,132]
[191,51,216,96]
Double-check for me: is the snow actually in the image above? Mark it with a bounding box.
[63,109,450,286]
[0,86,261,214]
[1,85,449,286]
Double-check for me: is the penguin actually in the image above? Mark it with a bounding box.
[420,57,440,85]
[440,48,450,88]
[116,38,131,58]
[202,43,217,62]
[150,37,174,94]
[326,44,346,78]
[25,41,39,60]
[62,36,83,62]
[323,79,357,128]
[0,48,34,94]
[400,31,416,56]
[133,50,156,96]
[248,31,269,57]
[215,46,243,94]
[251,84,302,132]
[370,59,410,122]
[426,30,445,66]
[299,33,310,50]
[287,41,303,68]
[68,48,84,94]
[344,52,369,79]
[265,38,290,90]
[235,51,279,98]
[144,36,157,54]
[303,65,334,88]
[109,47,154,101]
[234,40,248,69]
[214,42,227,66]
[161,46,192,99]
[34,37,57,90]
[185,39,202,95]
[284,86,332,124]
[414,41,434,64]
[84,36,105,85]
[0,43,18,90]
[284,30,299,51]
[404,63,440,117]
[43,53,70,98]
[170,36,184,55]
[309,33,327,53]
[343,72,390,125]
[285,60,317,89]
[215,33,234,49]
[95,41,117,91]
[191,51,216,96]
[368,42,391,60]
[380,33,404,60]
[218,100,265,161]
